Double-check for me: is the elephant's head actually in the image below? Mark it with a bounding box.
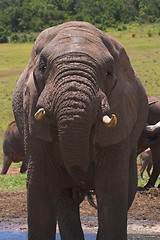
[13,21,147,182]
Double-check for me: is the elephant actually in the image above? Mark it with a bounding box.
[12,21,148,240]
[139,148,152,179]
[1,121,27,174]
[146,119,160,134]
[137,96,160,188]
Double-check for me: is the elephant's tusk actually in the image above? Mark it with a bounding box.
[34,108,46,120]
[102,114,117,127]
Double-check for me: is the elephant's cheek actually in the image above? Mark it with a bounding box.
[24,78,52,142]
[32,120,52,142]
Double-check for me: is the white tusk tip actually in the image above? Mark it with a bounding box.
[102,114,117,127]
[34,108,46,120]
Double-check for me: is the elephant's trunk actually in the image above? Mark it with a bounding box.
[58,119,91,182]
[145,121,160,135]
[1,156,12,174]
[55,75,98,182]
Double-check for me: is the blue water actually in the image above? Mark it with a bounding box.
[0,232,159,240]
[0,232,96,240]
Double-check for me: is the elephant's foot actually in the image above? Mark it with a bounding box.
[138,186,149,191]
[138,184,155,191]
[144,184,154,190]
[58,188,85,240]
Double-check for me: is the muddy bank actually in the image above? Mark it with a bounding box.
[0,189,160,238]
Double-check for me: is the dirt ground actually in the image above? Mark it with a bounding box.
[0,166,160,236]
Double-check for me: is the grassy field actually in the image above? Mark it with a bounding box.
[0,44,33,151]
[0,23,160,191]
[0,173,26,191]
[110,23,160,97]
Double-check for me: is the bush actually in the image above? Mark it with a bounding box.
[0,34,8,43]
[10,33,19,42]
[122,25,127,30]
[117,27,123,31]
[27,33,37,42]
[9,32,37,43]
[148,30,152,37]
[19,34,27,43]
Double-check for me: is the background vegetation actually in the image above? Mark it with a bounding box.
[0,0,160,43]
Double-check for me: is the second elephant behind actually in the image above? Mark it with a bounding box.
[138,96,160,188]
[1,121,27,174]
[139,148,152,179]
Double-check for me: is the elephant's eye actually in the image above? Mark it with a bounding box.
[38,57,47,73]
[104,64,117,97]
[106,65,113,77]
[106,71,112,77]
[33,57,47,94]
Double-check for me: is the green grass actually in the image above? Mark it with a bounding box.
[0,43,32,160]
[109,23,160,97]
[0,23,160,191]
[0,171,159,192]
[0,173,26,192]
[0,43,32,70]
[138,172,160,188]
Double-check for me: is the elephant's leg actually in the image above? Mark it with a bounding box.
[146,162,152,177]
[95,142,130,240]
[1,155,12,174]
[145,144,160,188]
[140,160,148,179]
[58,188,84,240]
[27,167,60,240]
[145,166,160,188]
[27,141,60,240]
[20,161,27,173]
[128,149,137,209]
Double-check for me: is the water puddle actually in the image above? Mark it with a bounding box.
[0,218,159,240]
[0,232,159,240]
[0,232,27,240]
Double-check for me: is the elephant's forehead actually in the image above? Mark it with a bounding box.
[43,28,113,64]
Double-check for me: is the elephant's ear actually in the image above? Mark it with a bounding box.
[13,57,51,142]
[12,67,28,136]
[94,37,147,147]
[23,71,52,142]
[13,26,60,142]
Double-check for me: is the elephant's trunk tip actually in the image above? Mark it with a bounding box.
[102,114,117,127]
[145,121,160,135]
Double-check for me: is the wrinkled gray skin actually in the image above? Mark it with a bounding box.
[12,21,148,240]
[1,121,27,174]
[139,148,152,179]
[138,96,160,188]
